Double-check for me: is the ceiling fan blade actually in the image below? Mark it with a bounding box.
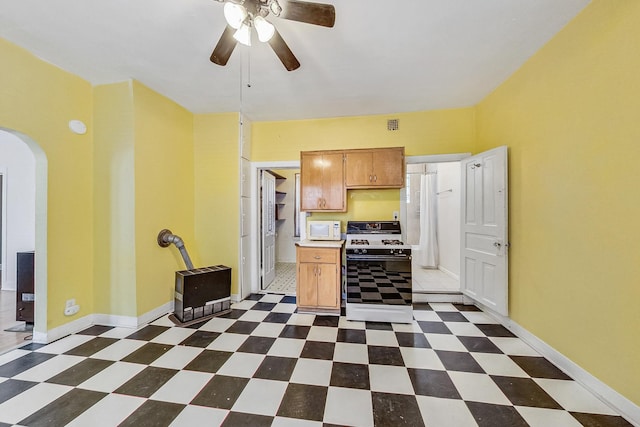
[278,0,336,28]
[210,25,237,66]
[268,29,301,71]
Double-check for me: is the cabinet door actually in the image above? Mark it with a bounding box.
[372,148,405,187]
[344,151,373,187]
[297,263,318,306]
[321,152,346,210]
[316,263,338,308]
[300,153,323,210]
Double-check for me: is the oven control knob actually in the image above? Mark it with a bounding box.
[362,249,367,254]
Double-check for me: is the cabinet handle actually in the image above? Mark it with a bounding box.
[373,174,377,182]
[369,174,372,182]
[314,256,321,259]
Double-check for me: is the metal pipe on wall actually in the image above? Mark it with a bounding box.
[157,229,195,270]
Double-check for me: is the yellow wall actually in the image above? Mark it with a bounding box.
[93,82,137,316]
[252,108,475,161]
[252,108,475,222]
[132,81,195,315]
[193,113,240,294]
[1,36,236,324]
[476,1,640,405]
[310,189,401,227]
[0,38,94,329]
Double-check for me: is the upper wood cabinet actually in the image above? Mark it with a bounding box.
[300,151,346,211]
[344,147,405,188]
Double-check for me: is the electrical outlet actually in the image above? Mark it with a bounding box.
[64,304,80,316]
[393,211,399,221]
[65,299,76,309]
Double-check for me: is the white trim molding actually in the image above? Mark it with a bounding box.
[32,314,93,344]
[32,301,175,344]
[413,293,464,303]
[477,304,640,426]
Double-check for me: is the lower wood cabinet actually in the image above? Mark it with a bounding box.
[296,245,342,314]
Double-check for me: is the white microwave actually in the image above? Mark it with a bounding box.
[307,220,341,241]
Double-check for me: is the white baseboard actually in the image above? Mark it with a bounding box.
[32,301,175,344]
[438,265,460,281]
[477,304,640,426]
[137,301,174,326]
[32,314,94,344]
[1,281,16,291]
[413,293,464,303]
[92,313,139,329]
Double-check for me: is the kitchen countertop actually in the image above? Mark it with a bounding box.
[296,239,345,248]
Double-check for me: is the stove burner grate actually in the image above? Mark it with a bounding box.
[350,239,370,245]
[382,239,404,245]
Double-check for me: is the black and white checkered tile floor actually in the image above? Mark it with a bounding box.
[0,294,632,426]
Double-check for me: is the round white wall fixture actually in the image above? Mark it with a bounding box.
[68,120,87,135]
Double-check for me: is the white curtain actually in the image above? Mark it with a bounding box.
[418,171,439,268]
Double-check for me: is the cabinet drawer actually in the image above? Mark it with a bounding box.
[298,248,339,264]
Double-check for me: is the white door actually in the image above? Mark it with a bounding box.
[460,146,508,315]
[261,171,276,289]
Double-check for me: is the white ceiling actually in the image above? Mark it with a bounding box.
[0,0,590,121]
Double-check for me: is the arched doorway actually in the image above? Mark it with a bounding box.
[0,128,48,345]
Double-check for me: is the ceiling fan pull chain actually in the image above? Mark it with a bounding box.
[247,47,252,88]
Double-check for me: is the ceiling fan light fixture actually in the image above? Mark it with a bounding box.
[233,22,252,46]
[224,2,248,29]
[254,16,275,42]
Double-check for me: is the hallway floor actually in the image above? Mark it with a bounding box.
[411,256,460,293]
[0,290,32,354]
[412,266,460,293]
[0,294,631,426]
[264,262,296,295]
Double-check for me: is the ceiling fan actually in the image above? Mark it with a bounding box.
[211,0,336,71]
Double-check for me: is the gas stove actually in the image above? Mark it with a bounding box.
[345,221,413,323]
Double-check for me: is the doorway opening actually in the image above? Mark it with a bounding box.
[0,128,46,352]
[405,161,461,294]
[258,167,301,295]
